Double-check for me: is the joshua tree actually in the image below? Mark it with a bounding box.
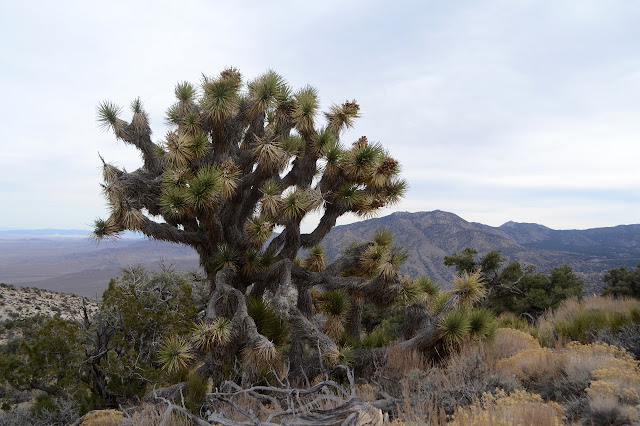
[94,68,484,378]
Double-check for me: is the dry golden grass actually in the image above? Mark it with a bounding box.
[79,409,123,426]
[122,404,191,425]
[488,327,541,360]
[450,389,565,426]
[562,341,634,378]
[496,346,563,383]
[381,344,429,379]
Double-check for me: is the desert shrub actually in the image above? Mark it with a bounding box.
[0,396,80,426]
[381,344,429,380]
[391,343,497,420]
[450,389,565,426]
[583,394,636,426]
[534,295,640,346]
[495,341,640,421]
[495,311,529,331]
[602,263,640,299]
[596,322,640,360]
[0,267,208,413]
[496,347,563,399]
[488,327,540,359]
[183,371,208,414]
[361,325,393,348]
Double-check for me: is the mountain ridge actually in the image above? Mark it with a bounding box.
[1,211,639,296]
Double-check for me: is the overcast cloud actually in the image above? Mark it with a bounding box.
[1,0,639,231]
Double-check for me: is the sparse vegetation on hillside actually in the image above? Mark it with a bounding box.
[602,262,640,299]
[444,248,584,317]
[0,266,639,424]
[0,283,97,327]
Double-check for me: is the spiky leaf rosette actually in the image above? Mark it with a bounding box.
[201,76,240,122]
[253,133,288,173]
[324,344,354,367]
[430,291,451,316]
[311,127,335,156]
[91,217,121,243]
[292,85,318,134]
[187,166,223,209]
[190,317,232,352]
[468,308,496,340]
[281,187,311,219]
[281,134,305,157]
[452,270,487,309]
[323,315,345,340]
[373,228,394,248]
[157,335,194,373]
[160,187,189,219]
[243,249,263,275]
[96,101,123,133]
[341,139,386,183]
[325,100,360,134]
[130,98,149,132]
[438,310,471,343]
[212,244,239,272]
[397,279,426,306]
[247,70,289,117]
[360,244,390,278]
[304,245,326,272]
[242,337,281,372]
[246,216,274,247]
[415,276,440,297]
[259,249,278,269]
[259,179,282,220]
[322,141,343,177]
[219,158,240,198]
[247,297,288,346]
[322,290,349,318]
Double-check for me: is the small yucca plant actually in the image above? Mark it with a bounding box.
[396,279,425,306]
[452,270,487,309]
[245,216,275,247]
[439,310,471,343]
[190,317,232,352]
[430,291,451,315]
[468,308,497,340]
[157,335,194,373]
[247,297,288,346]
[212,244,239,272]
[242,338,281,371]
[322,290,349,340]
[304,245,326,272]
[415,276,441,297]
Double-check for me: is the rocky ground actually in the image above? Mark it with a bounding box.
[0,283,98,323]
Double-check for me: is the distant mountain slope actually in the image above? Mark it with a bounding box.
[2,212,639,296]
[322,211,640,292]
[0,236,199,297]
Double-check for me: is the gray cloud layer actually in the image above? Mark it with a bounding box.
[1,1,639,230]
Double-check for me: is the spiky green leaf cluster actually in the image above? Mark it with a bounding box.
[438,310,471,343]
[156,335,194,373]
[247,297,288,346]
[304,245,327,272]
[468,308,497,339]
[322,290,349,318]
[453,270,487,309]
[190,318,232,352]
[212,244,239,272]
